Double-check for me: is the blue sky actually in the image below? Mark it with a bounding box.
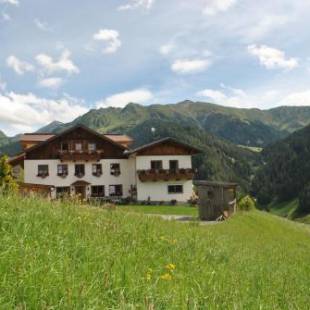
[1,0,310,135]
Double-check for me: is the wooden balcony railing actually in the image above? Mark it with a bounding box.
[58,150,102,162]
[137,168,194,182]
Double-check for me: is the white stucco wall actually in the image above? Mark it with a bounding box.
[135,155,193,202]
[135,155,192,170]
[136,180,193,202]
[24,158,136,198]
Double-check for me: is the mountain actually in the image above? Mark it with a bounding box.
[68,101,310,147]
[0,130,9,147]
[36,121,65,133]
[252,123,310,206]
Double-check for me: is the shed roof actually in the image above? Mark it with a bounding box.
[194,180,238,188]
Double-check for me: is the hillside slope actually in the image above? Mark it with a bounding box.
[0,194,309,308]
[71,101,310,147]
[252,124,310,204]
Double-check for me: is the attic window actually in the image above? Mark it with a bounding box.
[61,142,69,152]
[88,143,96,152]
[75,143,82,152]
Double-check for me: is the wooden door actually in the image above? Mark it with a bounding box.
[75,186,86,199]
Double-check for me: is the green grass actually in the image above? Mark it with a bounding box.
[268,199,299,218]
[0,195,310,308]
[117,204,198,216]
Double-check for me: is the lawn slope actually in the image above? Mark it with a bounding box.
[0,195,310,308]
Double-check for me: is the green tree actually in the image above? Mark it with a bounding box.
[0,155,18,194]
[298,184,310,214]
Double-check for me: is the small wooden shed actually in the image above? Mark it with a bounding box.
[194,181,238,221]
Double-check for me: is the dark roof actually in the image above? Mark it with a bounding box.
[23,124,128,155]
[194,180,238,188]
[126,137,201,155]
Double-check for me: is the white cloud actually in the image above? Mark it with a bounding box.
[203,0,236,15]
[96,89,153,108]
[248,44,298,70]
[159,43,175,56]
[171,59,211,74]
[0,91,88,134]
[1,12,11,21]
[38,77,63,90]
[243,15,290,41]
[93,29,121,54]
[36,49,79,75]
[118,0,154,11]
[0,0,19,6]
[34,18,51,32]
[280,90,310,106]
[6,55,34,75]
[0,75,6,91]
[197,89,227,102]
[197,85,251,108]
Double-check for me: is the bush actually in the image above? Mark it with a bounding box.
[238,195,256,211]
[298,184,310,214]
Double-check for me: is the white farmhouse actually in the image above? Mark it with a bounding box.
[10,124,200,202]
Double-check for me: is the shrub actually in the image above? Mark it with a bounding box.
[0,155,18,195]
[238,195,256,211]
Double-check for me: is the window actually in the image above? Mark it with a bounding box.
[92,164,102,176]
[56,187,70,199]
[61,142,69,152]
[91,186,105,197]
[168,185,183,194]
[37,165,49,178]
[169,160,179,171]
[75,164,85,177]
[57,164,68,177]
[151,160,162,170]
[110,163,121,176]
[109,185,123,197]
[88,143,96,152]
[75,143,82,152]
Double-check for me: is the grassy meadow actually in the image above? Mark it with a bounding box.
[0,195,310,308]
[117,204,197,216]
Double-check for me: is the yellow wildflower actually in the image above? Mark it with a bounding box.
[145,268,153,281]
[160,273,173,281]
[165,263,176,272]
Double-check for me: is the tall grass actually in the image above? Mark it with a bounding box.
[0,194,309,308]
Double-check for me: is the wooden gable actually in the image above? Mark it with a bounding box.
[25,125,127,160]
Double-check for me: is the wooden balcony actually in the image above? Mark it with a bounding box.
[58,150,102,162]
[137,168,194,182]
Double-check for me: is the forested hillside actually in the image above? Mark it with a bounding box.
[252,124,310,207]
